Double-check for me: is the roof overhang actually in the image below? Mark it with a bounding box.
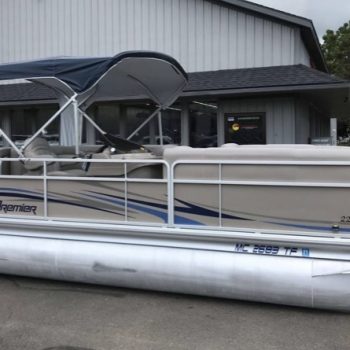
[0,66,348,119]
[183,82,350,119]
[0,99,57,107]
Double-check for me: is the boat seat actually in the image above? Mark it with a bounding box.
[86,149,163,178]
[45,169,86,177]
[22,137,85,176]
[50,144,102,158]
[145,144,177,156]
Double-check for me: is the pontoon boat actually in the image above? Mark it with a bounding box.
[0,51,349,311]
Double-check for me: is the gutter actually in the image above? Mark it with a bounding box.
[1,83,349,107]
[0,99,57,107]
[182,82,350,98]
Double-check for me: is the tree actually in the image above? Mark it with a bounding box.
[322,21,350,79]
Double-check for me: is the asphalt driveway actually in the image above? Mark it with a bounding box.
[0,275,349,350]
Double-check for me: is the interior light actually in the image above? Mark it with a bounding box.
[192,101,218,109]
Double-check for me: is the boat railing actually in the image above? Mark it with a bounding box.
[170,159,350,230]
[0,157,171,226]
[1,157,350,232]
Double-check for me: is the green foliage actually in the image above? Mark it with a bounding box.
[322,21,350,79]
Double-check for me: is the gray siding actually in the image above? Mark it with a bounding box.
[0,0,310,71]
[295,98,310,144]
[310,109,330,138]
[219,97,296,144]
[294,29,311,66]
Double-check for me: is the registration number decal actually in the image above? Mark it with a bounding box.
[234,244,310,257]
[340,216,350,225]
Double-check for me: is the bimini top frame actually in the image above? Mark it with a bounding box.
[0,51,188,107]
[0,51,188,154]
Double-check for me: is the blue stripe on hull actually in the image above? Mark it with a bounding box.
[0,187,347,233]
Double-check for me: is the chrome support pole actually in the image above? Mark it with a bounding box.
[22,95,77,151]
[0,128,24,157]
[158,111,163,146]
[124,162,128,222]
[79,108,107,136]
[127,107,162,141]
[73,98,80,155]
[219,163,222,227]
[43,161,48,219]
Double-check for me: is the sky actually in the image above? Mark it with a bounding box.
[251,0,350,40]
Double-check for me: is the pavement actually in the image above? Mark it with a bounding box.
[0,275,349,350]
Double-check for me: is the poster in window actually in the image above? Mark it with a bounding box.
[224,113,266,145]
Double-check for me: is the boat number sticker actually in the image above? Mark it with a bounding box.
[340,216,350,224]
[234,243,310,257]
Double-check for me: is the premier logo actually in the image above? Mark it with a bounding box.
[0,201,37,215]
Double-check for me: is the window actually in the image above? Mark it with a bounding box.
[11,107,59,146]
[126,105,157,145]
[224,113,266,145]
[87,102,182,146]
[189,102,217,148]
[126,104,181,145]
[92,103,121,144]
[159,105,181,145]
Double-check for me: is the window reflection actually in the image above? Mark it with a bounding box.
[92,103,121,145]
[11,107,59,146]
[159,106,181,145]
[91,102,181,146]
[126,104,181,145]
[189,101,217,148]
[127,105,154,144]
[5,101,184,149]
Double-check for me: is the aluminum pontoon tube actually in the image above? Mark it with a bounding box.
[0,233,349,311]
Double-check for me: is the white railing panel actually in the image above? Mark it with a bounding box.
[0,157,170,226]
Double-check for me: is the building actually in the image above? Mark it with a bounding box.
[0,0,349,147]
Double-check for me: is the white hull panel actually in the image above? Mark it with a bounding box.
[0,220,349,311]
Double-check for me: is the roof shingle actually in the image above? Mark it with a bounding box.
[0,82,56,103]
[185,64,346,93]
[0,65,347,104]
